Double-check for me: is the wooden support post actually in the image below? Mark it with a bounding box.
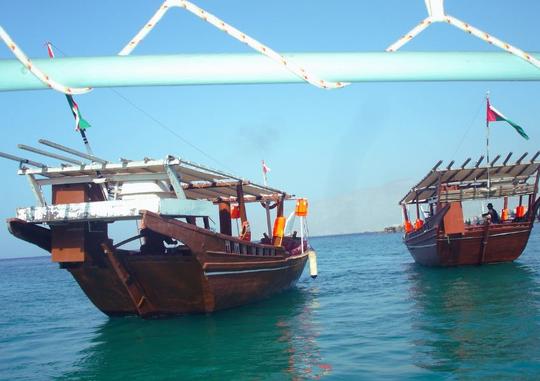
[415,192,420,220]
[273,195,285,247]
[236,183,247,224]
[277,195,285,218]
[186,216,197,225]
[203,216,210,230]
[236,182,251,241]
[26,174,46,207]
[402,204,409,222]
[218,202,232,236]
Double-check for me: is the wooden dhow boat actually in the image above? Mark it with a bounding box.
[400,152,540,267]
[2,140,316,317]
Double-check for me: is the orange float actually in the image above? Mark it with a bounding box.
[231,204,240,219]
[404,220,413,233]
[295,199,308,217]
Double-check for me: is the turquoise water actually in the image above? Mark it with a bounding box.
[2,230,540,380]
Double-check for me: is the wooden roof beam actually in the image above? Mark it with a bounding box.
[530,151,540,163]
[460,158,471,168]
[475,155,485,168]
[432,160,443,171]
[0,151,47,168]
[39,139,108,164]
[516,152,528,165]
[18,144,83,166]
[184,180,250,190]
[490,154,501,167]
[502,152,513,165]
[446,160,455,170]
[215,193,288,204]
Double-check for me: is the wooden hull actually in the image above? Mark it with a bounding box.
[405,210,534,267]
[66,249,308,317]
[8,211,309,317]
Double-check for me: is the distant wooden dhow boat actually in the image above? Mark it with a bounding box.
[400,152,540,266]
[2,140,316,317]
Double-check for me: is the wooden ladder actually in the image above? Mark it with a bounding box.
[102,240,156,317]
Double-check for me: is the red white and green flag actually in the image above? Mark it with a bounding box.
[486,99,529,140]
[46,42,91,131]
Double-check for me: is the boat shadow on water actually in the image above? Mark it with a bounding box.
[405,260,540,377]
[56,284,330,380]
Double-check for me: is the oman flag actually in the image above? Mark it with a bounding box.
[487,100,529,140]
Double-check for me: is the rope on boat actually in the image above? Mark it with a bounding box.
[0,0,345,95]
[119,0,347,90]
[387,0,540,70]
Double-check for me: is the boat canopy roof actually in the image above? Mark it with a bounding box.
[400,152,540,205]
[15,155,292,204]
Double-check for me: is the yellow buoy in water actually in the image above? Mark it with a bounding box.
[307,250,318,278]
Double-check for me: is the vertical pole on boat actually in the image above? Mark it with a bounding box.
[262,160,272,237]
[218,202,232,236]
[486,92,491,192]
[532,169,540,221]
[236,183,251,241]
[299,213,304,254]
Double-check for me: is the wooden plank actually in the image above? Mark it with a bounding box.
[443,202,465,235]
[51,224,85,262]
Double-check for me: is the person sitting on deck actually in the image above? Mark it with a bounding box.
[482,203,500,224]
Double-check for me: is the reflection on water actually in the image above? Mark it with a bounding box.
[406,262,540,378]
[57,287,329,380]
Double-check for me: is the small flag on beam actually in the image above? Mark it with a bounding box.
[46,42,91,131]
[487,99,529,140]
[262,160,271,185]
[262,160,271,174]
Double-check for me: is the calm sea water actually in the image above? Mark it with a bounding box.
[2,230,540,380]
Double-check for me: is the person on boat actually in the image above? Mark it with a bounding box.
[483,203,500,223]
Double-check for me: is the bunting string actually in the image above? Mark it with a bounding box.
[387,0,540,69]
[0,26,92,95]
[119,0,347,89]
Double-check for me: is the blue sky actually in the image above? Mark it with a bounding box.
[0,0,539,258]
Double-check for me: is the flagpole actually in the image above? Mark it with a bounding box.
[78,129,94,156]
[486,91,491,192]
[262,161,272,238]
